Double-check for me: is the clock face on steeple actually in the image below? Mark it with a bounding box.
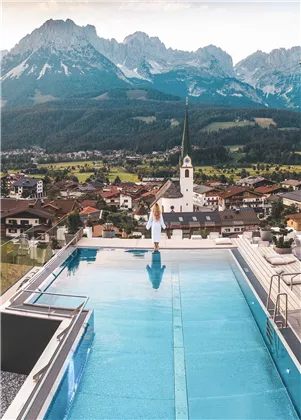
[182,155,192,167]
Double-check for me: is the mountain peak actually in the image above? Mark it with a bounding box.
[123,31,150,44]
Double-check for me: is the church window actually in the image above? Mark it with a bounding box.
[185,169,189,178]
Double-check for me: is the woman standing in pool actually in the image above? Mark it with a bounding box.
[146,203,166,250]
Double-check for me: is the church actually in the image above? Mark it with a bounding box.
[151,99,194,213]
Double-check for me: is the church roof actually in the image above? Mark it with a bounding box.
[151,180,183,206]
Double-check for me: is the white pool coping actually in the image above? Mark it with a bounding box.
[77,237,237,249]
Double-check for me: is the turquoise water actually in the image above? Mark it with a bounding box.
[39,248,299,419]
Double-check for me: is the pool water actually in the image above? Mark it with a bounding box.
[39,248,299,419]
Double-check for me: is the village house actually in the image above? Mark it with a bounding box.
[79,206,101,224]
[219,209,259,235]
[1,174,16,196]
[11,177,44,199]
[133,204,149,222]
[218,187,267,214]
[286,213,301,232]
[281,179,301,191]
[36,199,81,220]
[236,176,274,189]
[162,208,259,238]
[1,205,53,238]
[193,185,221,210]
[280,191,301,210]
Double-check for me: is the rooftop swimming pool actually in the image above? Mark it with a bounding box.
[37,248,300,419]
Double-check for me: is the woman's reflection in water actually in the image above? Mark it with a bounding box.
[146,251,166,290]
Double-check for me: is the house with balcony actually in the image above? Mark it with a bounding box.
[12,177,44,199]
[193,185,221,211]
[218,187,266,214]
[220,209,259,235]
[162,209,259,238]
[1,207,53,238]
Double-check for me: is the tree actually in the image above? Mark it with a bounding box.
[67,211,82,234]
[271,200,284,220]
[22,190,31,198]
[282,204,299,216]
[46,184,60,200]
[113,176,121,185]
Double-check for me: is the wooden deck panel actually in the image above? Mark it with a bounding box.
[234,238,301,313]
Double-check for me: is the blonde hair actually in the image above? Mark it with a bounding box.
[152,203,161,221]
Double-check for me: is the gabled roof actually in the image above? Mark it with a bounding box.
[2,207,54,220]
[42,199,80,215]
[219,187,263,199]
[220,209,259,226]
[102,191,120,199]
[80,206,99,215]
[193,185,214,194]
[163,211,221,227]
[155,180,183,201]
[0,199,31,215]
[254,186,283,194]
[280,191,301,203]
[281,179,301,187]
[13,177,41,187]
[236,176,268,185]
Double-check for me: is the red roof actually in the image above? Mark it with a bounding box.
[254,186,282,194]
[80,206,99,215]
[219,187,263,199]
[101,191,120,199]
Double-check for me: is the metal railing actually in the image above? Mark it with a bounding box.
[273,293,288,328]
[1,224,83,296]
[266,272,284,311]
[13,289,89,420]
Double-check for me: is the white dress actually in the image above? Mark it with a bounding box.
[146,214,166,243]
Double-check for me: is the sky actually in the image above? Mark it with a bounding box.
[1,1,300,63]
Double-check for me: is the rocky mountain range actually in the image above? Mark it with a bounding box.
[1,19,300,109]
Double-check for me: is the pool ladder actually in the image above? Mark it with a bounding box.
[266,272,288,329]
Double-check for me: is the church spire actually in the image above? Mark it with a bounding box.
[180,97,192,165]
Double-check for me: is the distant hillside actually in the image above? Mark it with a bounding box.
[2,101,300,166]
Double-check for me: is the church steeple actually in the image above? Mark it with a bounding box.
[180,97,192,165]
